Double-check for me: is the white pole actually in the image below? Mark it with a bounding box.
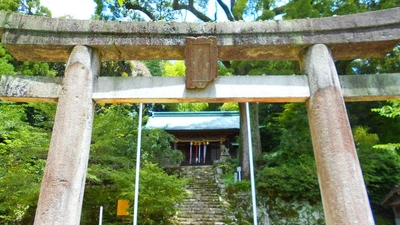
[133,103,143,225]
[245,102,258,225]
[98,206,103,225]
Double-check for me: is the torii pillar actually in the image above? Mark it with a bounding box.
[302,44,374,224]
[34,46,100,224]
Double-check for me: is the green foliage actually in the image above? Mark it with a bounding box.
[351,46,400,74]
[256,103,320,201]
[354,126,400,221]
[163,60,185,76]
[0,44,16,76]
[141,128,184,165]
[0,0,50,16]
[353,126,379,149]
[82,163,187,225]
[233,0,249,19]
[119,163,188,225]
[284,0,320,19]
[143,60,163,76]
[0,102,52,223]
[258,103,284,153]
[90,104,137,171]
[346,101,400,144]
[231,60,300,75]
[18,0,51,16]
[90,104,183,166]
[374,143,400,155]
[177,102,209,112]
[372,100,400,119]
[257,154,320,201]
[370,99,400,154]
[100,61,133,77]
[258,9,275,20]
[273,103,313,161]
[99,0,179,21]
[80,104,185,224]
[220,102,239,111]
[0,0,19,12]
[0,2,56,221]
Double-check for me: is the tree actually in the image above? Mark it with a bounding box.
[0,0,50,16]
[257,103,320,201]
[0,102,53,223]
[119,163,187,225]
[79,104,186,224]
[0,3,57,222]
[371,100,400,154]
[353,126,400,223]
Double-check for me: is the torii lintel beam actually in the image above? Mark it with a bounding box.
[1,74,399,103]
[0,7,399,62]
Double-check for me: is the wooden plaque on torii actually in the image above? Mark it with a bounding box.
[185,37,218,89]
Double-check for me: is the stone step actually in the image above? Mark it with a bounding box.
[177,210,224,215]
[176,218,227,223]
[177,204,224,209]
[181,202,220,206]
[177,214,226,219]
[175,165,234,224]
[178,206,222,210]
[177,221,229,225]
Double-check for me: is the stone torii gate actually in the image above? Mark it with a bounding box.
[0,8,400,225]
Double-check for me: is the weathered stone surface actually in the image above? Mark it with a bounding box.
[0,75,61,102]
[185,37,218,89]
[303,44,374,225]
[1,74,399,103]
[341,73,400,101]
[94,75,310,103]
[0,7,399,61]
[130,60,152,77]
[33,46,100,225]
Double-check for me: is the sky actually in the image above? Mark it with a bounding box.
[41,0,229,21]
[40,0,246,22]
[41,0,96,20]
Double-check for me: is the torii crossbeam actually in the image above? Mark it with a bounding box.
[0,7,400,225]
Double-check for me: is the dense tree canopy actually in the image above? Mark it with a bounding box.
[0,0,400,224]
[100,0,400,221]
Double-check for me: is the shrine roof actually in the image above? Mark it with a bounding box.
[381,185,400,206]
[145,111,239,131]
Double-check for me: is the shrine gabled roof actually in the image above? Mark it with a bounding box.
[145,111,239,131]
[381,185,400,206]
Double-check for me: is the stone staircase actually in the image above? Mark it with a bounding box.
[175,165,235,225]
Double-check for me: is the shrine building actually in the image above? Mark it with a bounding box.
[145,111,239,165]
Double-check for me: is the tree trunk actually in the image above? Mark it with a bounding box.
[251,103,262,157]
[239,102,262,180]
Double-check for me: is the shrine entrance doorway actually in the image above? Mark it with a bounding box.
[145,111,240,166]
[180,142,213,166]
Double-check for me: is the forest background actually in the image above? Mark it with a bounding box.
[0,0,400,224]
